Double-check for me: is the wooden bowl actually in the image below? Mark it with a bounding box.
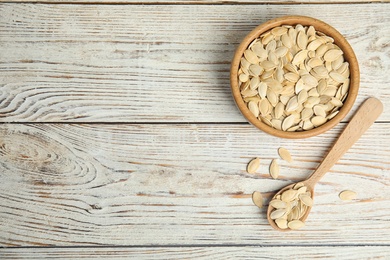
[230,15,359,139]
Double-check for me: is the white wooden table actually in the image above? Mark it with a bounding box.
[0,0,389,259]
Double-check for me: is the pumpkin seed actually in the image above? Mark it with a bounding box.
[295,78,305,94]
[313,105,326,118]
[266,89,279,107]
[280,95,292,105]
[307,26,315,36]
[271,26,288,36]
[270,199,287,209]
[259,99,271,116]
[332,55,344,70]
[269,159,280,179]
[339,190,357,200]
[307,57,323,68]
[305,96,320,108]
[327,110,339,120]
[301,108,313,121]
[308,88,319,97]
[244,49,260,64]
[297,31,308,50]
[311,115,327,127]
[324,49,343,62]
[247,157,260,174]
[241,57,251,70]
[292,50,308,65]
[284,72,300,83]
[282,33,293,48]
[248,101,259,117]
[239,73,249,82]
[294,182,305,190]
[259,60,275,71]
[261,116,273,127]
[252,191,263,208]
[274,102,285,119]
[288,27,297,43]
[285,96,299,112]
[281,189,297,202]
[301,74,318,87]
[313,65,329,78]
[271,119,283,130]
[330,97,343,107]
[258,82,267,99]
[282,114,295,131]
[270,209,287,220]
[275,46,289,57]
[329,71,346,83]
[315,43,327,57]
[288,220,305,230]
[249,76,260,90]
[249,64,263,77]
[278,147,293,162]
[299,194,313,207]
[268,51,278,65]
[241,89,257,98]
[307,38,323,51]
[252,43,268,59]
[275,218,288,229]
[302,119,314,130]
[297,186,307,194]
[262,33,274,45]
[297,89,308,104]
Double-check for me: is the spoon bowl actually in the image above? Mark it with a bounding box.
[267,98,383,231]
[267,182,314,232]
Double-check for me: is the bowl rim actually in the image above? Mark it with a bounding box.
[230,15,360,139]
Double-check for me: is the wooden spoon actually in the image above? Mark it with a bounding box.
[267,97,383,231]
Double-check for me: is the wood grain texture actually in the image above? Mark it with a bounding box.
[1,0,390,257]
[0,4,389,122]
[0,0,386,3]
[0,123,388,246]
[1,246,390,259]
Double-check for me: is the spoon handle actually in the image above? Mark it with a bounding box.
[306,97,383,186]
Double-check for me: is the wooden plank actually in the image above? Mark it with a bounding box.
[0,0,385,3]
[1,246,390,259]
[0,123,388,246]
[0,4,389,122]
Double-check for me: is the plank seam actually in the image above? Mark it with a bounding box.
[0,1,388,5]
[0,121,389,125]
[2,244,390,249]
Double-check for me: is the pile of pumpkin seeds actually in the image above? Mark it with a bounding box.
[238,24,350,131]
[269,182,313,230]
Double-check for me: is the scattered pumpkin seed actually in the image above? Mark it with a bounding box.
[252,191,264,208]
[339,190,357,200]
[269,159,280,179]
[247,157,260,174]
[278,147,293,162]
